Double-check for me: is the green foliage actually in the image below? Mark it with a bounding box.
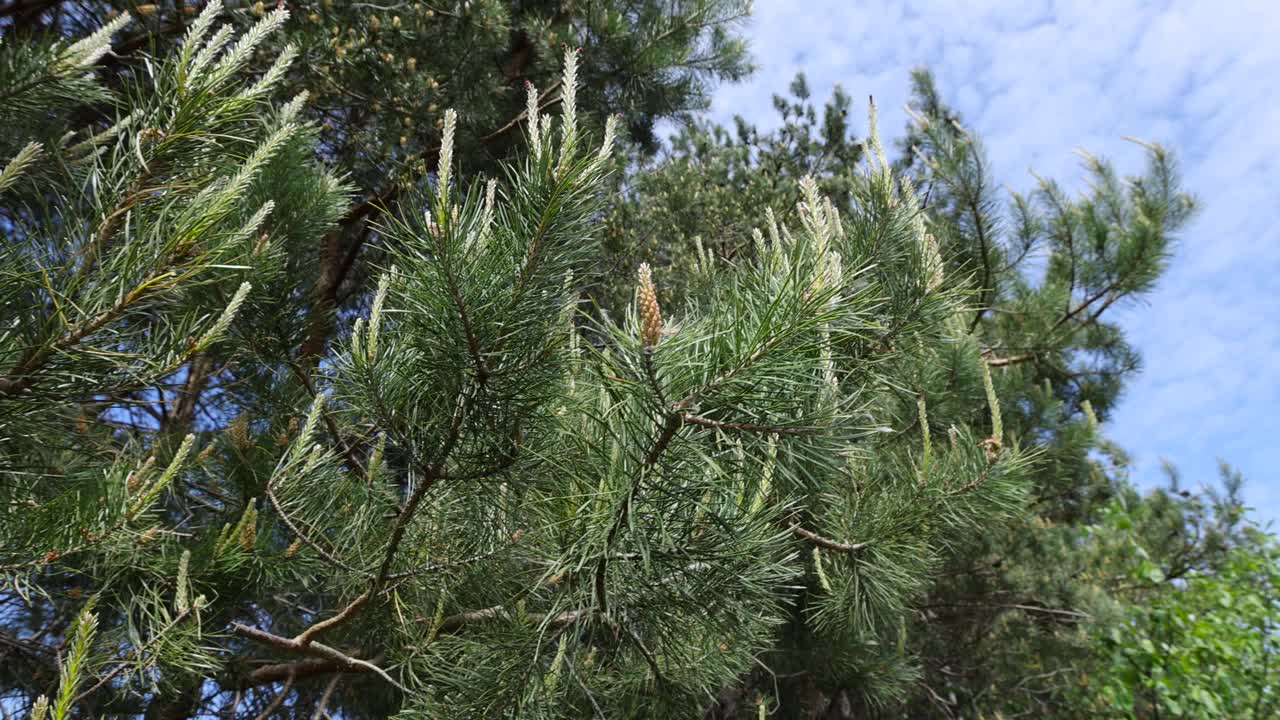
[8,0,750,169]
[1079,496,1279,719]
[6,0,755,415]
[0,6,1038,713]
[609,81,1049,716]
[0,5,1272,720]
[892,68,1216,718]
[598,73,864,313]
[0,5,347,716]
[51,598,99,720]
[606,66,1261,719]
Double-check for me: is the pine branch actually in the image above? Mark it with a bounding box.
[981,351,1035,368]
[264,484,360,575]
[948,464,994,496]
[229,623,406,693]
[70,606,194,707]
[272,93,588,659]
[374,383,470,585]
[294,592,369,648]
[310,676,340,720]
[1052,280,1124,331]
[967,184,995,333]
[0,277,162,397]
[432,224,491,385]
[619,622,669,689]
[436,605,586,635]
[590,316,804,614]
[594,412,682,614]
[791,525,869,554]
[245,658,377,687]
[284,357,367,475]
[983,280,1123,368]
[641,349,668,407]
[435,605,512,633]
[917,601,1091,621]
[301,86,565,362]
[567,659,607,719]
[340,85,562,228]
[681,413,816,436]
[437,563,711,634]
[75,177,156,289]
[0,69,63,103]
[252,672,294,720]
[385,544,515,583]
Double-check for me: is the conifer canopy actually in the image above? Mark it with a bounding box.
[0,4,1271,719]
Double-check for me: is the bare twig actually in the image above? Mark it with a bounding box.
[791,525,869,554]
[681,413,815,436]
[264,484,360,574]
[295,592,370,647]
[310,676,341,720]
[982,351,1035,367]
[253,672,295,720]
[246,657,376,686]
[230,623,407,692]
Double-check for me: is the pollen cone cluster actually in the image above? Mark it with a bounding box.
[637,263,663,348]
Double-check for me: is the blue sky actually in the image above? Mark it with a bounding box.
[709,0,1280,521]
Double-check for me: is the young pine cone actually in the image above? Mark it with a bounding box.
[637,263,663,348]
[980,436,1002,464]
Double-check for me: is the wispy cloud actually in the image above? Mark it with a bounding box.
[712,0,1280,520]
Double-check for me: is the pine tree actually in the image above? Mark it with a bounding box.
[4,8,1268,720]
[605,72,1252,718]
[1,10,1043,717]
[891,69,1240,718]
[598,73,863,314]
[1,6,348,716]
[2,0,754,368]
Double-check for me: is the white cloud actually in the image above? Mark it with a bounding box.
[713,0,1280,519]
